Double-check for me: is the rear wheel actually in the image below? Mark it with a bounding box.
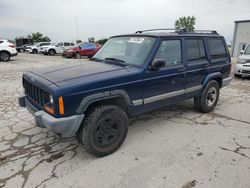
[77,104,128,157]
[0,51,10,62]
[48,49,56,56]
[194,80,220,113]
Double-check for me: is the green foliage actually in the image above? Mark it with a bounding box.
[76,39,82,44]
[175,16,196,31]
[15,32,51,42]
[88,37,95,42]
[96,38,108,45]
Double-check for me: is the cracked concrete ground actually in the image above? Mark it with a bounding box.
[0,54,250,188]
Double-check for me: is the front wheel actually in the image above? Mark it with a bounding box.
[77,105,128,157]
[0,52,10,62]
[194,80,220,113]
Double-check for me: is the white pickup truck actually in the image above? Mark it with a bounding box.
[42,42,75,55]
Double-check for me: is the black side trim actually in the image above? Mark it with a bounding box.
[76,90,132,114]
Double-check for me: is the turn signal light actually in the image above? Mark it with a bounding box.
[58,96,65,115]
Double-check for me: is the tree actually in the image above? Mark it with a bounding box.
[29,32,51,42]
[96,38,108,45]
[76,39,82,44]
[16,32,51,42]
[88,37,95,42]
[175,16,196,31]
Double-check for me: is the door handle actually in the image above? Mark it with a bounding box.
[203,63,209,68]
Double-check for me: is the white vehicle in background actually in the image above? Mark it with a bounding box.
[42,42,75,55]
[0,39,18,62]
[26,42,51,54]
[235,43,250,77]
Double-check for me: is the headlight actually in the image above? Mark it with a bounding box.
[237,59,247,64]
[49,95,53,104]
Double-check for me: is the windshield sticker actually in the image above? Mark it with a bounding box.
[128,38,144,43]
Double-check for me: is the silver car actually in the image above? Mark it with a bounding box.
[235,43,250,77]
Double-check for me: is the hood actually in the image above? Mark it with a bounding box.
[30,61,141,88]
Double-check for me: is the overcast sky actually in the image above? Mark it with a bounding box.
[0,0,249,43]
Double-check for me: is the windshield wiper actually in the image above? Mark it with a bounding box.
[105,58,127,66]
[89,57,103,62]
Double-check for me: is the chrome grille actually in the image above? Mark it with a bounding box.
[242,70,250,74]
[23,77,50,106]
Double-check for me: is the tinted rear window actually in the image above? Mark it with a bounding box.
[186,39,206,61]
[208,38,227,57]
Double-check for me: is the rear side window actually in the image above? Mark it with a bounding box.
[208,38,227,58]
[70,43,75,46]
[64,42,70,46]
[154,40,182,67]
[186,39,206,62]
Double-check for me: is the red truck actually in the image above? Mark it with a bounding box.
[62,42,101,59]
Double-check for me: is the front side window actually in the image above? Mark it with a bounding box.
[208,38,227,58]
[245,45,250,55]
[154,40,182,67]
[186,39,206,62]
[93,37,156,66]
[57,42,63,47]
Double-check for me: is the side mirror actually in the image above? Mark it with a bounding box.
[151,59,166,70]
[240,50,244,55]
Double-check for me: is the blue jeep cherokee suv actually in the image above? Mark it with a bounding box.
[19,29,232,157]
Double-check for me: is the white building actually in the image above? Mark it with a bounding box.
[231,20,250,57]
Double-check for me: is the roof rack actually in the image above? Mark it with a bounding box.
[180,30,219,35]
[135,28,176,33]
[135,28,219,35]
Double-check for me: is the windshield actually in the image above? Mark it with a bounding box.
[93,36,156,66]
[245,45,250,55]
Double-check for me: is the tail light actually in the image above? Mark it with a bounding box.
[9,44,16,48]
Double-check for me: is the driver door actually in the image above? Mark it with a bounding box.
[142,38,186,110]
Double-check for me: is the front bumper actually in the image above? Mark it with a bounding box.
[62,52,74,57]
[19,95,84,138]
[235,63,250,76]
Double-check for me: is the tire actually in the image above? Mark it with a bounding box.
[48,49,56,56]
[77,104,128,157]
[0,51,10,62]
[234,74,241,78]
[194,80,220,113]
[32,49,38,54]
[75,53,80,59]
[87,54,93,59]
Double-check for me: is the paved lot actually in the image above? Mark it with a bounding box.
[0,53,250,188]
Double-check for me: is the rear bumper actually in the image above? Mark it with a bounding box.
[222,77,232,87]
[18,94,84,138]
[11,53,18,57]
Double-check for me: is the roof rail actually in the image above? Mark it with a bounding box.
[135,28,176,33]
[135,28,219,35]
